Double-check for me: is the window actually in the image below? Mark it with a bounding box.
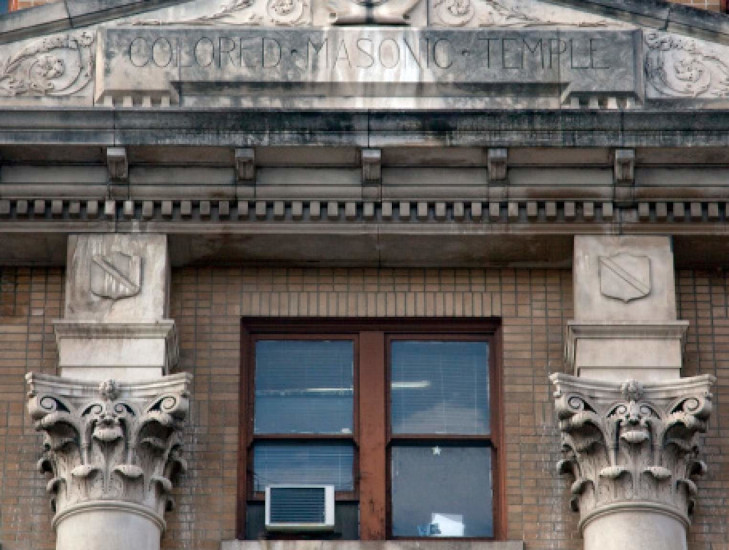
[239,319,503,541]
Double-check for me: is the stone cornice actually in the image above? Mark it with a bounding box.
[4,109,729,147]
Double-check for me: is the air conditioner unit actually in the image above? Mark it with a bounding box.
[264,484,335,532]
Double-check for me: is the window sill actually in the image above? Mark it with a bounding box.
[221,541,524,550]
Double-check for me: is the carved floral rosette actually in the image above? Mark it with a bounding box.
[551,373,715,530]
[26,372,192,530]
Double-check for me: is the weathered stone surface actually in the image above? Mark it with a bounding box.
[96,26,643,107]
[573,236,677,323]
[565,321,688,382]
[65,234,169,322]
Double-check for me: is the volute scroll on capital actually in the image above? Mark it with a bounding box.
[551,373,715,529]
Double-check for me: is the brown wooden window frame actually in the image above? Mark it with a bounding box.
[238,318,505,541]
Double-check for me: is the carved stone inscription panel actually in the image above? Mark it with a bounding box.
[96,27,642,104]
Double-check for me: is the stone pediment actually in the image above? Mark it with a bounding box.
[0,0,728,109]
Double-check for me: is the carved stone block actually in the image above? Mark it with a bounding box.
[65,234,169,322]
[552,373,715,550]
[573,236,677,323]
[27,372,192,550]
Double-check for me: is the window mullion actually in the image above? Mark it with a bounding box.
[358,330,387,540]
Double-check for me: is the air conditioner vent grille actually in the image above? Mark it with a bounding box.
[269,487,326,524]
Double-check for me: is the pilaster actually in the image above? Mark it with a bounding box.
[27,233,191,550]
[555,235,714,550]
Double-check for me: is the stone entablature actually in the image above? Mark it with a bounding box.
[551,373,715,532]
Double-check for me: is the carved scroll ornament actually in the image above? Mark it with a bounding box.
[645,32,729,98]
[433,0,609,29]
[551,373,715,530]
[132,0,311,27]
[0,32,94,97]
[26,373,192,527]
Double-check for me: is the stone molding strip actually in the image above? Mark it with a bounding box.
[3,199,729,232]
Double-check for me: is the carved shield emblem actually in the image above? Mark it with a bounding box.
[598,253,651,303]
[90,252,142,300]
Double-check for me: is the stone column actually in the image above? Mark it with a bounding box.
[26,234,191,550]
[554,236,715,550]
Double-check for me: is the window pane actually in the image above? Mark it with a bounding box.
[391,445,493,537]
[255,340,354,434]
[391,341,490,435]
[253,442,355,491]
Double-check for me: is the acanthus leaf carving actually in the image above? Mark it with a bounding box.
[645,32,729,98]
[26,372,191,522]
[0,32,95,97]
[551,373,715,529]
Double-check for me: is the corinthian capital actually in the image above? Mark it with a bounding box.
[550,373,715,531]
[26,373,192,531]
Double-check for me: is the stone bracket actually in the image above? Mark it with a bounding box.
[236,148,256,199]
[487,148,508,201]
[614,149,636,205]
[362,148,382,200]
[107,147,128,181]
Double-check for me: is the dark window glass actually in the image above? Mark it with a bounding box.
[391,341,490,435]
[391,445,493,537]
[254,340,354,434]
[253,441,355,492]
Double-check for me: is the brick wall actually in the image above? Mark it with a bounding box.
[670,0,725,11]
[165,267,578,550]
[8,0,56,11]
[2,266,729,549]
[0,267,62,550]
